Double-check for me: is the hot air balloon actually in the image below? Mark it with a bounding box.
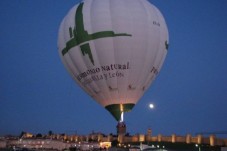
[58,0,169,122]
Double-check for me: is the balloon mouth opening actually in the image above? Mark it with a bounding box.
[105,103,135,121]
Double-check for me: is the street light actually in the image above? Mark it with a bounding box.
[195,144,201,151]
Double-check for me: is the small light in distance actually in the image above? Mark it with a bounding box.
[149,103,154,109]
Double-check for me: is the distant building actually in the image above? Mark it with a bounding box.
[0,139,6,148]
[1,129,227,150]
[22,132,33,138]
[117,122,127,135]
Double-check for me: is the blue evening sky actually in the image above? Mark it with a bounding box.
[0,0,227,137]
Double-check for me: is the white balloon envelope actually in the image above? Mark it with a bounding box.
[58,0,169,121]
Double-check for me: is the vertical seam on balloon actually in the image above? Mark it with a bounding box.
[62,9,79,83]
[152,6,163,78]
[61,7,91,100]
[139,0,151,93]
[112,0,124,106]
[137,0,151,97]
[123,0,131,106]
[126,0,136,105]
[60,18,76,101]
[89,0,112,107]
[88,0,105,105]
[154,6,168,75]
[126,0,138,105]
[77,1,101,102]
[122,0,128,105]
[67,5,95,98]
[130,0,149,103]
[124,0,133,105]
[109,0,119,106]
[76,7,96,98]
[145,4,162,90]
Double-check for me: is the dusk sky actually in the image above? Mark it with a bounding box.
[0,0,227,137]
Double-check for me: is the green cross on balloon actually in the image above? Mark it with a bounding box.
[62,2,132,65]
